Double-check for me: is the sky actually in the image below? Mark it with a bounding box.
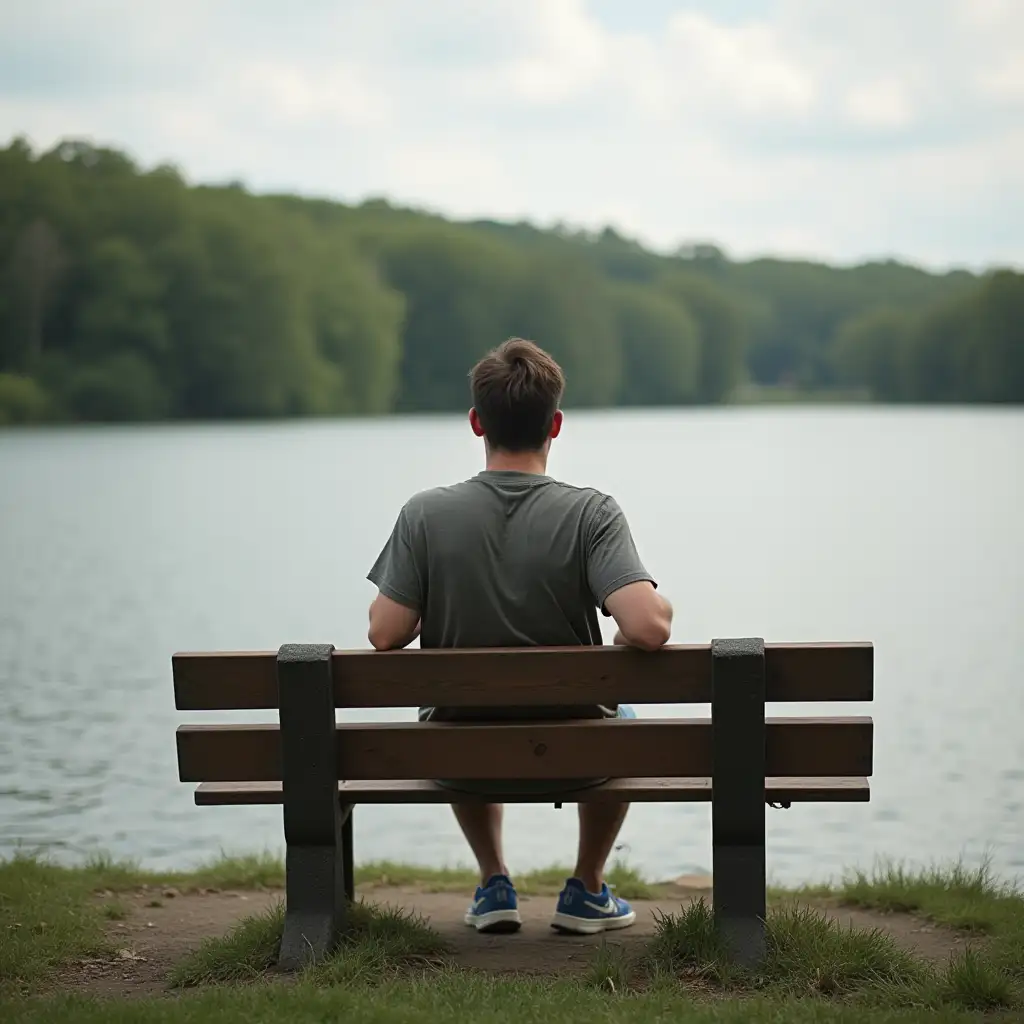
[1,0,1022,270]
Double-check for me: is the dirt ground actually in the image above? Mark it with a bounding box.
[62,882,972,998]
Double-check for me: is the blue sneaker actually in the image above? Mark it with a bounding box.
[463,874,522,933]
[550,877,636,934]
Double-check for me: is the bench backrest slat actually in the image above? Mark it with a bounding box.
[172,643,873,711]
[176,717,873,782]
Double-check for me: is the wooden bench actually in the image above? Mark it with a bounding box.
[173,639,873,969]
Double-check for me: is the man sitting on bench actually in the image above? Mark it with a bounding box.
[365,338,674,935]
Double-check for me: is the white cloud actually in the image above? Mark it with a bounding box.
[664,12,815,116]
[977,61,1024,103]
[845,80,915,130]
[0,0,1021,268]
[236,62,393,127]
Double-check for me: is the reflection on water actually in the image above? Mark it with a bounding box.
[1,410,1022,885]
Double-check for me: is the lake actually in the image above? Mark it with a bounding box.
[1,408,1021,887]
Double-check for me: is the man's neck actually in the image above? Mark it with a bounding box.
[485,449,548,475]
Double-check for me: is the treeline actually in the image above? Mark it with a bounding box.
[0,138,1020,424]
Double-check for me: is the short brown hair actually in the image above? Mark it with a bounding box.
[470,338,565,452]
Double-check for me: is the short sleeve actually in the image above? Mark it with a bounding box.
[366,505,424,612]
[585,496,657,616]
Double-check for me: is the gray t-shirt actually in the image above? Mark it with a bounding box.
[367,470,656,776]
[367,470,655,652]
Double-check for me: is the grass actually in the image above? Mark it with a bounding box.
[3,849,658,898]
[837,858,1024,986]
[0,855,111,996]
[5,979,996,1023]
[167,903,285,987]
[648,896,1020,1012]
[838,858,1017,933]
[941,947,1016,1012]
[169,899,447,988]
[650,898,932,997]
[2,851,1023,1022]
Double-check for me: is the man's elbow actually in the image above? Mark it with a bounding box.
[634,627,672,652]
[622,619,672,652]
[368,625,398,651]
[368,621,419,651]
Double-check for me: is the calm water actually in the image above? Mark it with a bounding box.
[1,409,1021,886]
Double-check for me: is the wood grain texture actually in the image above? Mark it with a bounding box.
[172,642,873,710]
[176,717,873,782]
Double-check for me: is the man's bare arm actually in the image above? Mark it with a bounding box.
[367,594,421,651]
[605,581,672,651]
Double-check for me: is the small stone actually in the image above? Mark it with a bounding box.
[146,922,155,928]
[162,888,179,899]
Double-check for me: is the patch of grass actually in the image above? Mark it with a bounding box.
[583,940,633,994]
[308,902,449,986]
[0,854,109,995]
[74,851,287,893]
[649,898,731,984]
[765,905,930,999]
[649,895,1021,1013]
[168,903,285,987]
[169,897,448,988]
[100,901,129,921]
[75,852,151,891]
[940,946,1016,1011]
[838,857,1014,932]
[4,977,996,1023]
[167,852,285,891]
[839,857,1024,1000]
[9,850,661,899]
[651,899,930,1000]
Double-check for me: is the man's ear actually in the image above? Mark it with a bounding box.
[469,408,486,437]
[549,410,563,439]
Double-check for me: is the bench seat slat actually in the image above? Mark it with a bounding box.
[177,717,873,783]
[173,642,873,710]
[194,776,870,806]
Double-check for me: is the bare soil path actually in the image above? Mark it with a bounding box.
[60,882,970,998]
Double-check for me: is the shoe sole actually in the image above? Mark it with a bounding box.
[550,910,637,935]
[464,908,522,933]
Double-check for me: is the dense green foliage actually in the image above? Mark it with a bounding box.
[0,137,1020,424]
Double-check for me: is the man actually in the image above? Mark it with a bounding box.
[366,338,673,936]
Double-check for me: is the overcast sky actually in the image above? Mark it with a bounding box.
[1,0,1021,269]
